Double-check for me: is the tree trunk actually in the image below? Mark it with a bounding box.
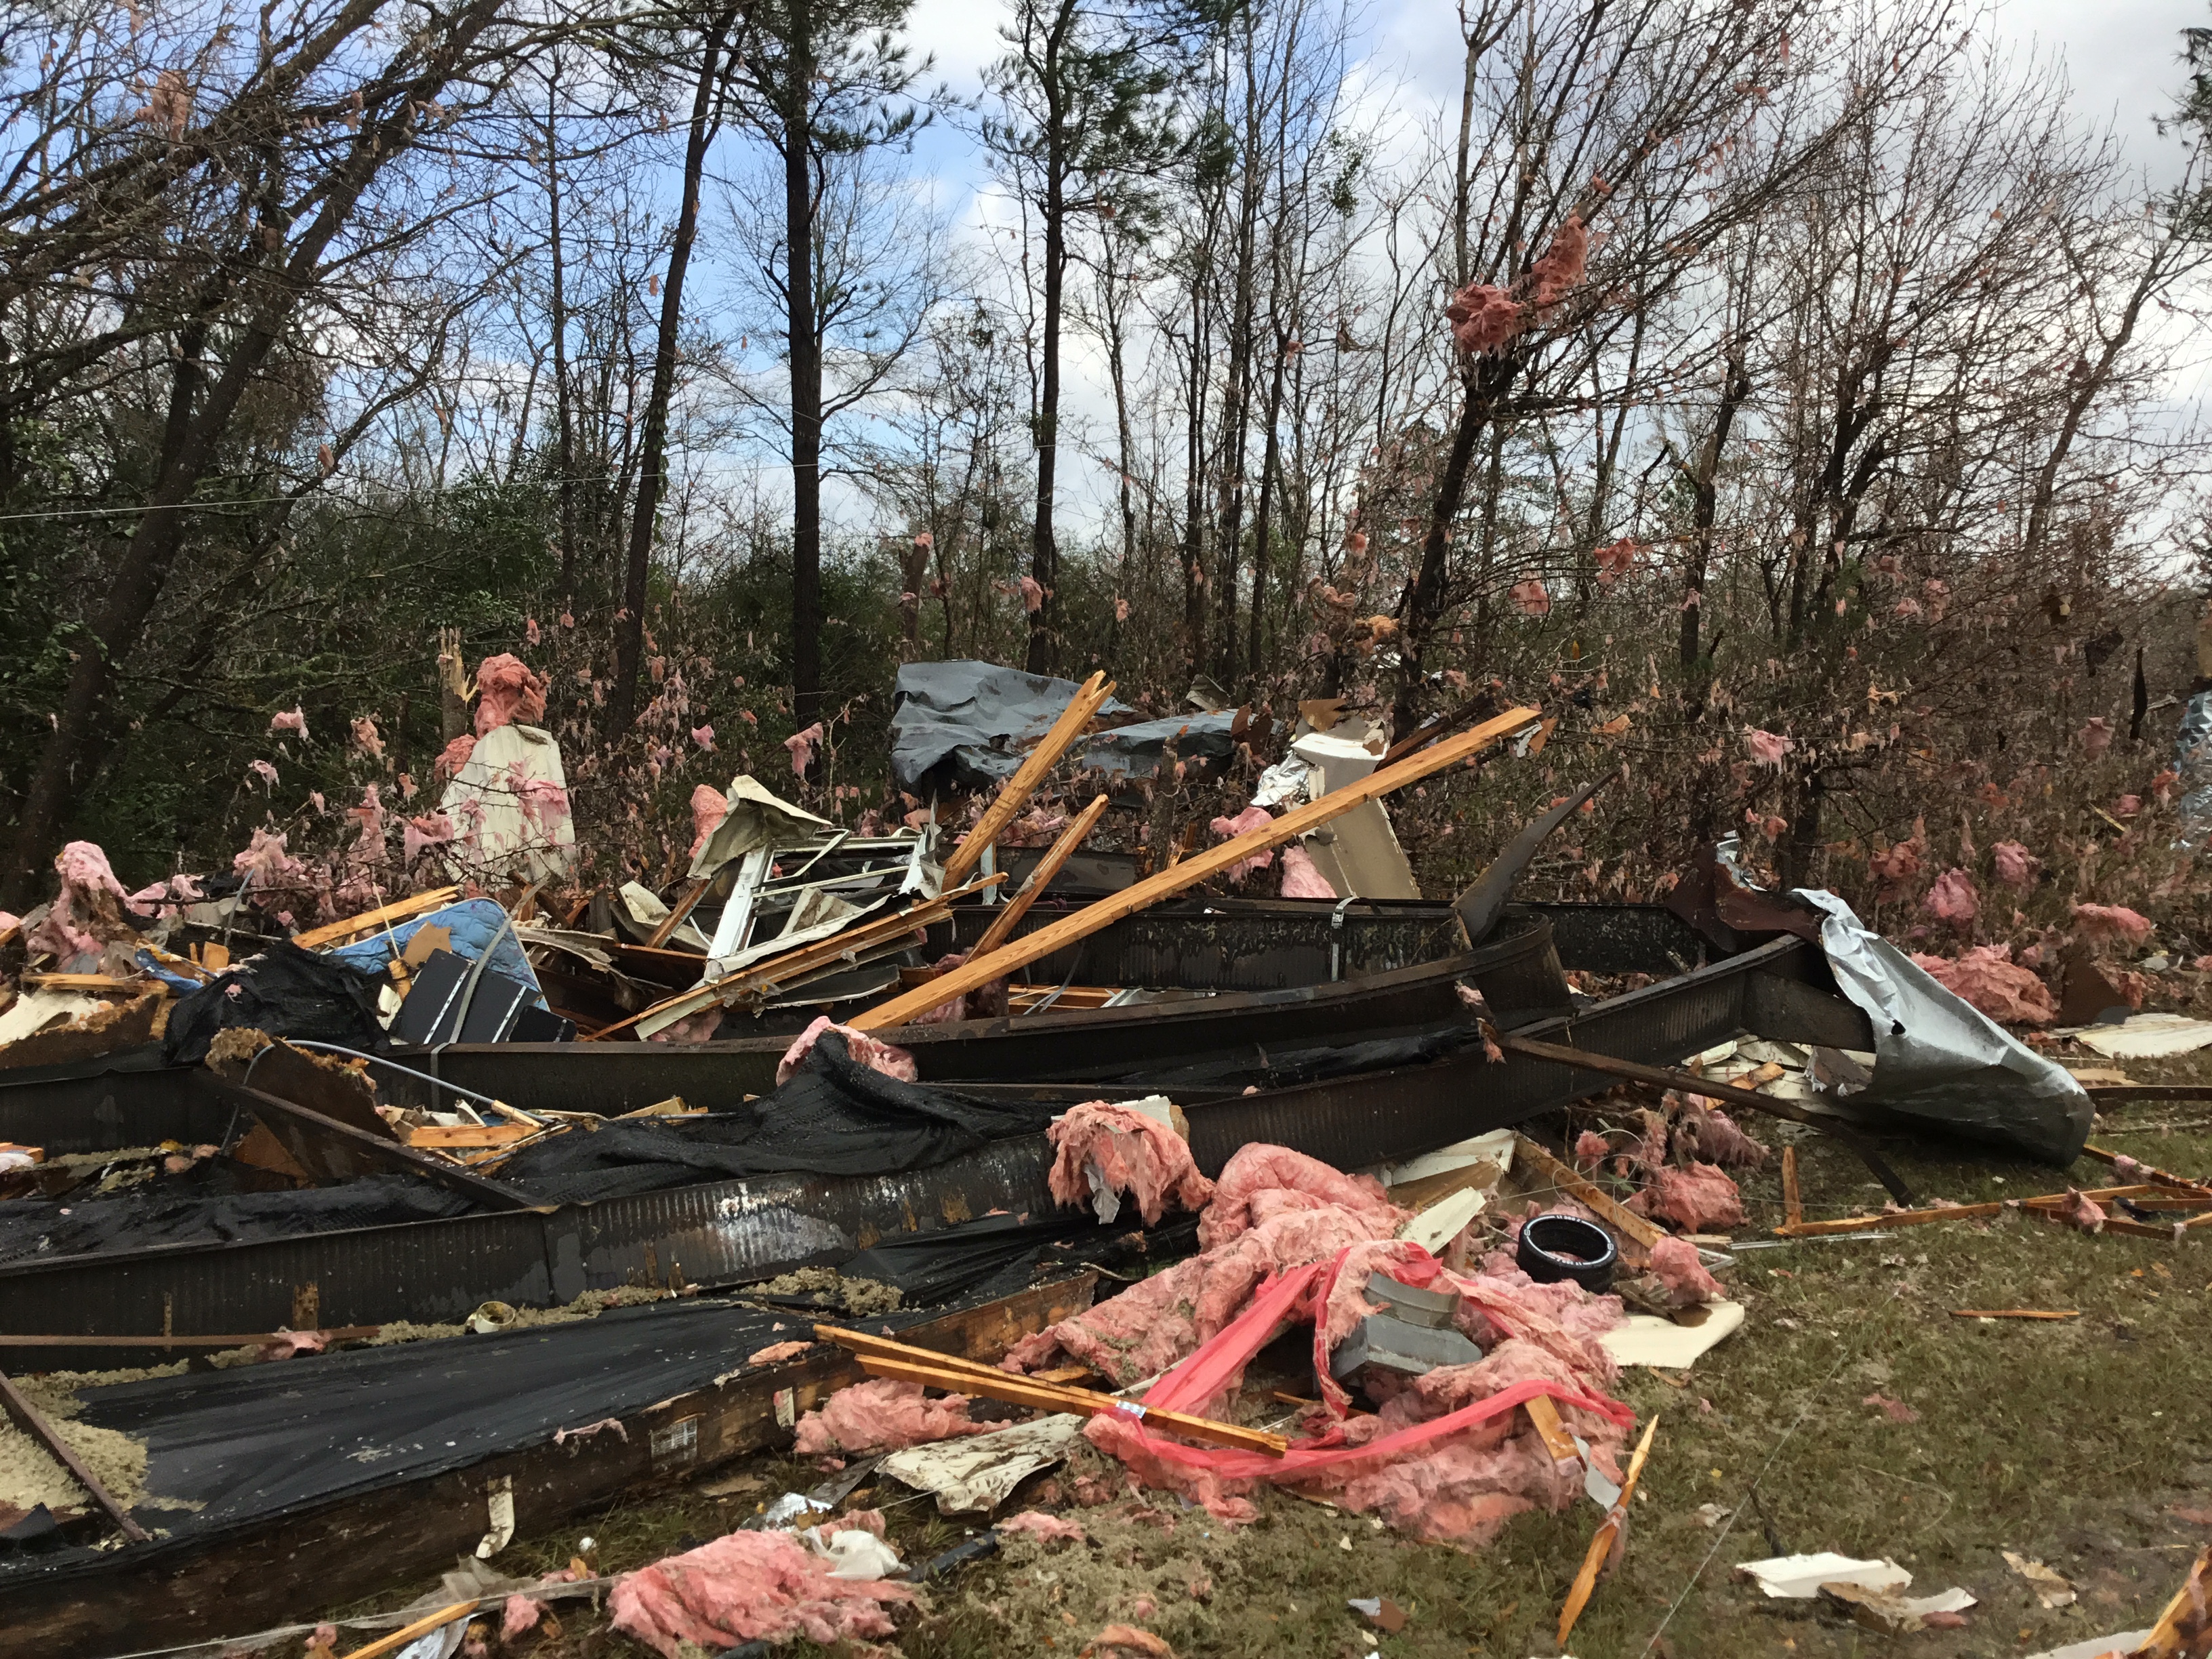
[1392,354,1505,737]
[785,0,826,726]
[546,64,578,605]
[610,8,734,741]
[1025,2,1074,677]
[1246,329,1289,680]
[1679,354,1749,679]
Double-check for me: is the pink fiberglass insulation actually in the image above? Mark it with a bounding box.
[1910,945,2057,1026]
[232,827,308,890]
[607,1528,912,1657]
[1279,842,1335,898]
[1643,1235,1723,1307]
[501,1596,541,1639]
[1078,1254,1633,1542]
[1573,1130,1613,1170]
[1003,1202,1389,1387]
[2049,1187,2106,1233]
[1629,1162,1744,1231]
[30,840,135,964]
[1923,867,1980,926]
[1208,805,1275,880]
[1669,1100,1768,1170]
[1197,1143,1406,1250]
[775,1016,920,1088]
[472,653,547,735]
[1046,1102,1215,1225]
[830,1508,885,1538]
[433,734,476,783]
[792,1378,986,1458]
[1309,1242,1622,1415]
[690,784,729,861]
[746,1340,812,1366]
[998,1511,1088,1545]
[2071,903,2153,948]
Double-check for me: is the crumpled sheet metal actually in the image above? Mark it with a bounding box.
[890,660,1134,792]
[2175,689,2212,848]
[1795,890,2089,1165]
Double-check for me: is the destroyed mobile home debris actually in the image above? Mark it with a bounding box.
[0,658,2206,1659]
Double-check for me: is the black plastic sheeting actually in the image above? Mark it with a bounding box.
[843,1210,1202,1307]
[890,660,1135,794]
[499,1031,1064,1202]
[161,942,390,1066]
[1110,1023,1486,1093]
[0,1290,998,1591]
[0,1174,475,1265]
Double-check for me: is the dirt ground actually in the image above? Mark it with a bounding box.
[328,1046,2212,1659]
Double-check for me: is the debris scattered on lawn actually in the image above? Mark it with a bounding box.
[792,1378,989,1458]
[1347,1595,1410,1631]
[2068,1013,2212,1060]
[2003,1549,2078,1609]
[879,1414,1087,1514]
[1734,1553,1913,1599]
[607,1528,914,1656]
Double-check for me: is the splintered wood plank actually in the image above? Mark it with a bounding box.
[852,705,1541,1031]
[941,674,1116,888]
[291,886,460,949]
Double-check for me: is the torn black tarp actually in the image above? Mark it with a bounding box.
[0,1173,476,1265]
[890,660,1134,794]
[161,941,389,1066]
[840,1209,1201,1306]
[496,1031,1065,1202]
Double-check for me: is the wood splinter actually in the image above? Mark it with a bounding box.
[0,1368,150,1542]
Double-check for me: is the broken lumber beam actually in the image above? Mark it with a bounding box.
[2081,1143,2212,1200]
[942,672,1117,888]
[1558,1414,1659,1646]
[644,878,713,949]
[1523,1394,1579,1463]
[815,1324,1287,1456]
[1494,1032,1915,1206]
[0,1368,150,1542]
[1948,1309,2078,1320]
[851,704,1542,1031]
[291,886,460,950]
[1781,1145,1803,1229]
[968,792,1111,961]
[584,876,1002,1042]
[340,1601,476,1659]
[18,973,157,994]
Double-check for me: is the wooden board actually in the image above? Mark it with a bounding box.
[290,887,460,950]
[1512,1132,1663,1264]
[853,705,1540,1030]
[941,673,1114,888]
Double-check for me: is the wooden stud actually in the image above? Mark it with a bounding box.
[1948,1309,2079,1320]
[339,1601,477,1659]
[1511,1133,1664,1258]
[852,705,1540,1031]
[644,878,713,950]
[815,1325,1286,1456]
[0,1369,150,1542]
[1524,1395,1578,1463]
[967,793,1111,962]
[1781,1145,1802,1229]
[941,672,1116,888]
[581,876,1002,1042]
[291,886,460,950]
[1557,1414,1660,1647]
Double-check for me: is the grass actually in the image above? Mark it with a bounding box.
[327,1048,2212,1659]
